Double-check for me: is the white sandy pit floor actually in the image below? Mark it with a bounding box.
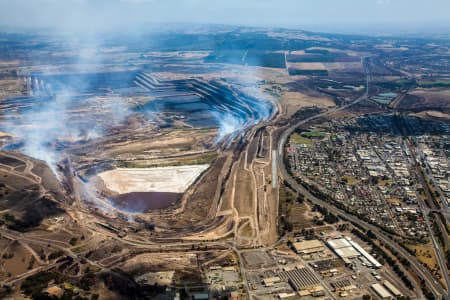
[97,164,210,194]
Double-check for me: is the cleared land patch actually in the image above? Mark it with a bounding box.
[281,91,335,116]
[397,88,450,111]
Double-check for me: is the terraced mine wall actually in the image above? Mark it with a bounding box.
[135,72,275,138]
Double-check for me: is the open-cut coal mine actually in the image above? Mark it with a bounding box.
[0,66,276,222]
[135,73,275,135]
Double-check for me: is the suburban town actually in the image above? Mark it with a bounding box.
[0,1,449,299]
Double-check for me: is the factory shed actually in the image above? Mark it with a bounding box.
[383,281,402,297]
[293,239,324,254]
[347,238,382,268]
[326,238,352,249]
[279,267,320,291]
[334,246,360,258]
[371,283,393,299]
[263,276,281,287]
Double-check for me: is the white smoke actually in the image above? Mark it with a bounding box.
[5,93,69,174]
[213,111,245,143]
[1,28,136,175]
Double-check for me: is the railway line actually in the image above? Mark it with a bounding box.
[276,62,448,299]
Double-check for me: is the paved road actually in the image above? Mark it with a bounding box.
[278,159,445,298]
[275,65,448,299]
[408,142,450,299]
[415,184,450,299]
[422,161,450,222]
[277,57,371,157]
[278,149,446,298]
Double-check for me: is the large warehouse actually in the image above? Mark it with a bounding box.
[326,238,360,259]
[326,237,382,268]
[292,239,325,254]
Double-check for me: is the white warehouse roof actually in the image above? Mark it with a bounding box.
[327,238,352,249]
[371,283,393,299]
[335,247,360,258]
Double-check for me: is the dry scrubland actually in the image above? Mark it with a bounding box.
[414,110,450,120]
[281,91,335,116]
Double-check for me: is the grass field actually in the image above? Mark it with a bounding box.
[290,132,312,145]
[288,62,326,70]
[406,244,436,266]
[341,176,359,185]
[302,131,326,138]
[418,80,450,87]
[289,203,313,231]
[377,178,392,186]
[405,244,443,282]
[280,91,335,117]
[279,185,297,204]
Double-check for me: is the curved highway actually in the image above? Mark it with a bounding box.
[276,64,448,299]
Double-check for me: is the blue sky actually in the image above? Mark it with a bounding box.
[0,0,448,34]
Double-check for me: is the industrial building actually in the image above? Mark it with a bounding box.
[262,276,281,287]
[292,239,325,254]
[298,286,325,297]
[371,283,393,299]
[327,238,360,259]
[383,281,402,297]
[326,236,382,268]
[277,292,296,299]
[334,246,360,258]
[327,238,352,249]
[347,238,382,268]
[330,278,356,292]
[279,266,321,291]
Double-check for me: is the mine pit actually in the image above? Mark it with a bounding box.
[110,192,181,212]
[97,165,210,194]
[0,68,276,220]
[97,165,209,212]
